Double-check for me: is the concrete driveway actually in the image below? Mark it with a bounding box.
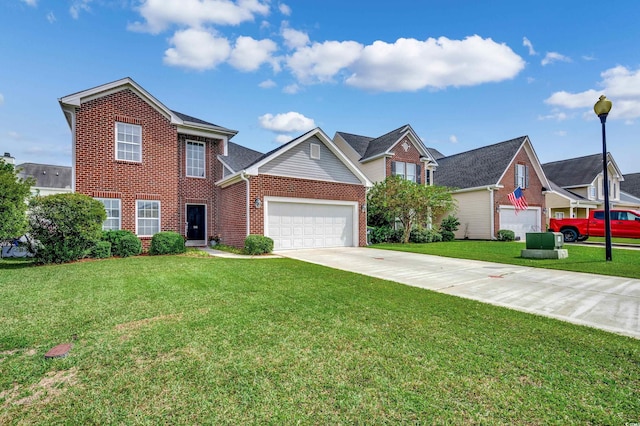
[278,247,640,339]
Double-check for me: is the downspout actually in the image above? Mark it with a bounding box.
[240,171,250,237]
[489,187,496,239]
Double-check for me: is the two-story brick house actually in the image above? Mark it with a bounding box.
[59,78,370,250]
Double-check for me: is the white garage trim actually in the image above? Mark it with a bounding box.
[498,206,542,241]
[264,196,359,249]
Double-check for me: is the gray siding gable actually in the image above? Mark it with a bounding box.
[258,135,361,184]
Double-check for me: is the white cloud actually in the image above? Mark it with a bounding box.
[70,0,92,19]
[545,66,640,120]
[527,77,535,84]
[229,36,278,71]
[541,52,571,66]
[449,135,458,144]
[523,37,537,55]
[278,3,291,16]
[47,11,56,23]
[21,0,37,6]
[582,54,596,61]
[129,0,270,34]
[282,26,310,49]
[259,79,276,88]
[282,83,300,94]
[538,111,568,121]
[554,130,568,137]
[164,28,231,70]
[0,94,4,106]
[258,111,315,133]
[275,134,293,144]
[287,40,363,84]
[346,36,525,92]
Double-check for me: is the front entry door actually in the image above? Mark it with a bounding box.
[186,205,205,241]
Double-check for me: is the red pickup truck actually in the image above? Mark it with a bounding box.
[548,209,640,242]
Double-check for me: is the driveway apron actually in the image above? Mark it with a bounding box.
[278,247,640,339]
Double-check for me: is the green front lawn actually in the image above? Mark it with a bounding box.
[0,255,638,424]
[373,240,640,279]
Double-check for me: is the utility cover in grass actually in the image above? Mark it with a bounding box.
[44,343,72,359]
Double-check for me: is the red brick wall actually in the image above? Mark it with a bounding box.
[177,134,223,240]
[385,136,426,183]
[495,147,547,234]
[75,89,179,248]
[218,180,247,248]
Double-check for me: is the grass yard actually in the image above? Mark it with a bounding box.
[373,240,640,279]
[0,255,638,424]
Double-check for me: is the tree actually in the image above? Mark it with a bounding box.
[28,193,106,264]
[0,161,34,241]
[367,176,456,243]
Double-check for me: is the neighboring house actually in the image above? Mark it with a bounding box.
[542,153,635,219]
[16,163,72,196]
[333,124,439,186]
[59,77,370,250]
[430,136,550,241]
[620,173,640,210]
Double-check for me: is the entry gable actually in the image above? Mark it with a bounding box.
[242,128,371,186]
[497,136,551,190]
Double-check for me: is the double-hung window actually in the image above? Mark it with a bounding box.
[136,200,160,237]
[116,122,142,162]
[392,161,421,183]
[186,141,205,177]
[97,198,121,230]
[515,163,529,189]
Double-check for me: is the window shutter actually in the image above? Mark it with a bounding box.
[514,164,518,187]
[416,164,421,184]
[391,161,397,176]
[525,165,529,188]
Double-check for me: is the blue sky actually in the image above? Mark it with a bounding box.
[2,0,639,173]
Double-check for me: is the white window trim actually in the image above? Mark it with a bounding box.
[135,200,161,237]
[96,198,121,231]
[115,122,142,162]
[310,143,321,160]
[516,164,526,189]
[186,140,206,178]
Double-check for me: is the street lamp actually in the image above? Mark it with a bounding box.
[594,95,613,261]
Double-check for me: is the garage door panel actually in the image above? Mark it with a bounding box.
[499,207,540,241]
[267,201,354,250]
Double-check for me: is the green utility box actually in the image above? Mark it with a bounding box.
[526,232,564,250]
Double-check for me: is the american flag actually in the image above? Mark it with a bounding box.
[508,187,528,214]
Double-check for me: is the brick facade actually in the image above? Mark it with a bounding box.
[385,136,427,183]
[495,148,547,235]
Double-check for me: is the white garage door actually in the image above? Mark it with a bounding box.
[267,201,355,250]
[499,207,541,241]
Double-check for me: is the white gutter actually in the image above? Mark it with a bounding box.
[240,171,250,237]
[489,186,496,240]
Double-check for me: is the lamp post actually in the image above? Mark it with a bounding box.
[594,95,613,261]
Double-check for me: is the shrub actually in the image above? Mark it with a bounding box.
[409,227,442,243]
[149,232,186,255]
[497,229,516,242]
[439,215,460,241]
[102,230,142,257]
[440,230,455,242]
[244,235,274,255]
[91,241,112,259]
[368,226,393,244]
[388,229,404,243]
[28,193,106,264]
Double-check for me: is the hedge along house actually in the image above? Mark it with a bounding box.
[59,78,370,250]
[216,128,372,250]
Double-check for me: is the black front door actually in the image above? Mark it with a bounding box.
[187,205,205,241]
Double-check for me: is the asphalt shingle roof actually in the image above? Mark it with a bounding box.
[621,172,640,198]
[434,136,527,189]
[542,153,603,187]
[171,109,234,132]
[426,147,446,160]
[336,124,417,161]
[16,163,71,189]
[223,142,264,172]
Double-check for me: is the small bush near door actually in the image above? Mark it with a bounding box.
[497,229,516,242]
[102,230,142,257]
[149,232,186,255]
[244,235,274,255]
